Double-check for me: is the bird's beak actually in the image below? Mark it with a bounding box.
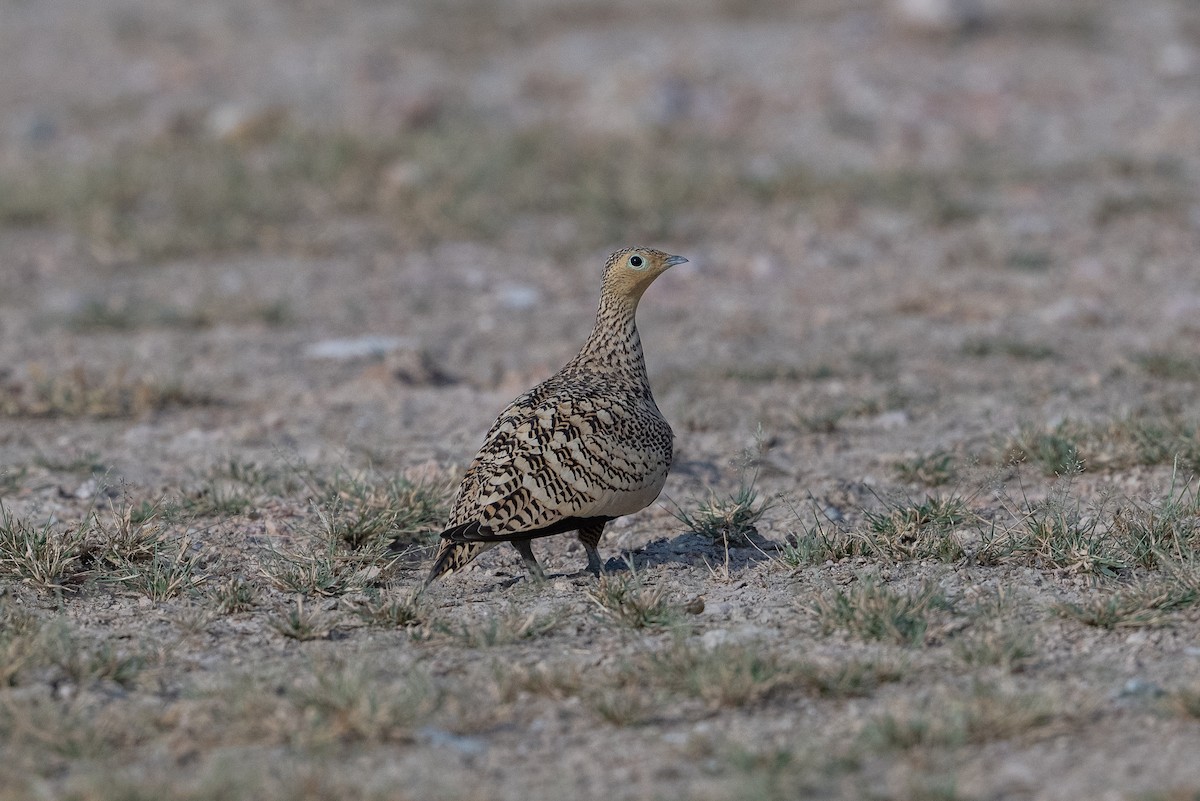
[664,254,688,268]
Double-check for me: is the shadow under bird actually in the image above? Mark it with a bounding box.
[426,247,687,584]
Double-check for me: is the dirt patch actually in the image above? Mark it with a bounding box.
[3,1,1200,799]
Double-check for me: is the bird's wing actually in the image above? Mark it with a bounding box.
[442,381,672,543]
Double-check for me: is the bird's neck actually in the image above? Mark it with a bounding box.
[572,293,646,379]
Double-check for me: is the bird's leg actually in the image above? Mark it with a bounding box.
[511,539,546,581]
[577,521,607,577]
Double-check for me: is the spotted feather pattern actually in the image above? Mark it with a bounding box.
[427,248,681,583]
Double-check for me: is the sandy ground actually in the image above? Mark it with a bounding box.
[2,1,1200,799]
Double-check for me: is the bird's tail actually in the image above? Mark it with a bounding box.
[425,539,493,585]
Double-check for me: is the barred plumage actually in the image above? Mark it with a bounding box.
[427,247,686,584]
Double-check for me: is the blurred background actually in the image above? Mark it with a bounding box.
[5,7,1200,797]
[1,0,1199,485]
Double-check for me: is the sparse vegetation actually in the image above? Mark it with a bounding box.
[492,660,585,705]
[114,535,211,600]
[813,577,950,647]
[589,685,660,726]
[639,639,793,708]
[1108,472,1200,569]
[893,450,958,487]
[794,396,884,433]
[1003,424,1083,476]
[1000,417,1200,474]
[270,597,331,641]
[862,494,971,562]
[0,466,25,497]
[2,3,1198,799]
[63,294,293,332]
[308,469,451,551]
[437,607,561,647]
[0,505,87,592]
[0,365,214,419]
[961,337,1057,361]
[259,535,393,597]
[779,493,973,567]
[672,481,773,546]
[292,659,440,743]
[587,565,680,629]
[776,501,866,567]
[209,576,256,613]
[626,639,905,711]
[177,481,254,518]
[954,622,1036,670]
[862,684,1061,749]
[352,590,430,629]
[252,469,449,596]
[1138,352,1200,381]
[977,471,1200,577]
[1057,577,1198,629]
[1172,686,1200,720]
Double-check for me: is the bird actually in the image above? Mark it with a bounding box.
[426,247,686,585]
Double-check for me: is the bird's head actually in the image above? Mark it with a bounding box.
[601,247,688,304]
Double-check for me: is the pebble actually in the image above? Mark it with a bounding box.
[1158,43,1195,79]
[417,726,487,757]
[699,625,773,649]
[1118,678,1165,699]
[498,284,541,311]
[206,104,288,145]
[892,0,982,33]
[871,410,910,430]
[304,336,413,360]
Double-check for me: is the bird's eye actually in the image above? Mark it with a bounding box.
[629,254,645,269]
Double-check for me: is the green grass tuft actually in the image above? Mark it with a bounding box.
[672,482,773,547]
[587,566,681,630]
[813,577,950,647]
[0,504,87,592]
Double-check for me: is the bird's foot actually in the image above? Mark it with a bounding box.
[583,545,606,578]
[512,539,547,582]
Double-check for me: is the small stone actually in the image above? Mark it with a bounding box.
[498,284,541,311]
[872,410,910,429]
[206,104,288,145]
[387,348,458,386]
[1119,678,1165,699]
[1158,43,1195,78]
[892,0,983,33]
[417,726,487,756]
[1125,630,1149,646]
[304,336,413,361]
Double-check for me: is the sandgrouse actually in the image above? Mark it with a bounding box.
[426,247,686,584]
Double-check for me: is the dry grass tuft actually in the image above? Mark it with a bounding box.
[587,566,681,629]
[862,684,1063,749]
[813,577,950,647]
[0,365,214,419]
[352,590,431,629]
[0,504,88,592]
[437,606,561,647]
[270,597,332,641]
[672,483,773,547]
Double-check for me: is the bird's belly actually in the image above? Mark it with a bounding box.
[581,473,667,518]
